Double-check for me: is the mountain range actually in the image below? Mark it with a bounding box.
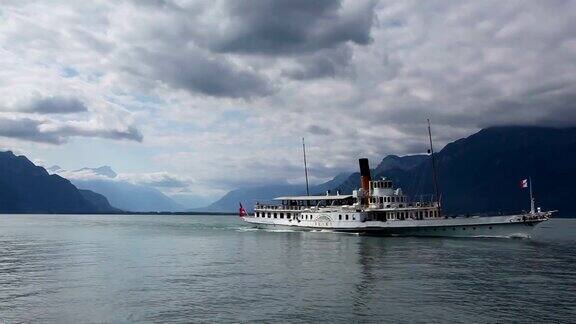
[334,126,576,217]
[0,151,117,213]
[1,126,574,216]
[202,126,576,217]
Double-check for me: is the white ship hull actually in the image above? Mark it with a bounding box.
[242,212,550,238]
[245,158,554,239]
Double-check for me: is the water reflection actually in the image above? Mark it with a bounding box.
[0,215,574,323]
[352,237,380,312]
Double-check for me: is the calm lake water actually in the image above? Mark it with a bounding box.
[0,215,575,323]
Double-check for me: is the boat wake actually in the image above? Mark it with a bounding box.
[260,229,301,233]
[236,227,260,232]
[237,227,301,233]
[467,233,531,239]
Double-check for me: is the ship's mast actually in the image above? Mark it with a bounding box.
[427,119,440,206]
[302,137,310,196]
[529,177,535,214]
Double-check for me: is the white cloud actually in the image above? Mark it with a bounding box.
[52,166,192,194]
[1,0,575,199]
[117,172,190,189]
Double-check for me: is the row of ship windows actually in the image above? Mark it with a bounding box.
[370,196,406,203]
[254,212,356,221]
[385,210,439,220]
[372,181,393,189]
[255,211,438,221]
[255,212,293,219]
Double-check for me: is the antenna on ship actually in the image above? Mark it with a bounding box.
[302,137,310,196]
[427,119,441,207]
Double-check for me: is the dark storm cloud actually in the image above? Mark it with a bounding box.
[134,47,274,98]
[283,46,353,80]
[57,125,144,143]
[0,117,143,144]
[331,0,576,152]
[210,0,376,55]
[24,96,88,114]
[0,117,62,144]
[101,0,377,99]
[373,84,576,135]
[307,125,333,136]
[484,90,576,128]
[3,0,576,193]
[135,0,176,9]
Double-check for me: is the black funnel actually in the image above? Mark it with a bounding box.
[359,158,371,178]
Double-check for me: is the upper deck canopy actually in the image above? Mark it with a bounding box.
[274,195,353,201]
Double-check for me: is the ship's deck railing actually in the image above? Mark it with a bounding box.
[254,204,356,211]
[368,201,440,209]
[255,202,440,211]
[254,204,308,211]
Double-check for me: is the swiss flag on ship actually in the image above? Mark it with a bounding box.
[519,179,528,189]
[238,202,247,217]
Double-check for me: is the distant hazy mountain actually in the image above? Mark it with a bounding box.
[170,193,215,210]
[0,151,116,213]
[200,183,304,212]
[335,126,576,217]
[201,172,352,212]
[71,179,184,212]
[55,166,184,212]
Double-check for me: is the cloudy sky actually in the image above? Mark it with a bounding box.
[1,0,575,206]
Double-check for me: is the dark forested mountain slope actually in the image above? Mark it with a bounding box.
[335,126,576,217]
[0,151,117,213]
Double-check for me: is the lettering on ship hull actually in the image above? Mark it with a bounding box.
[314,215,333,227]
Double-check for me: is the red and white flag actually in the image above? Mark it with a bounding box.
[519,179,528,189]
[238,202,247,217]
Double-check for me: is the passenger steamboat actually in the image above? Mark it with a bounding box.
[241,123,553,238]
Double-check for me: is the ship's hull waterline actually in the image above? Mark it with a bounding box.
[242,214,549,238]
